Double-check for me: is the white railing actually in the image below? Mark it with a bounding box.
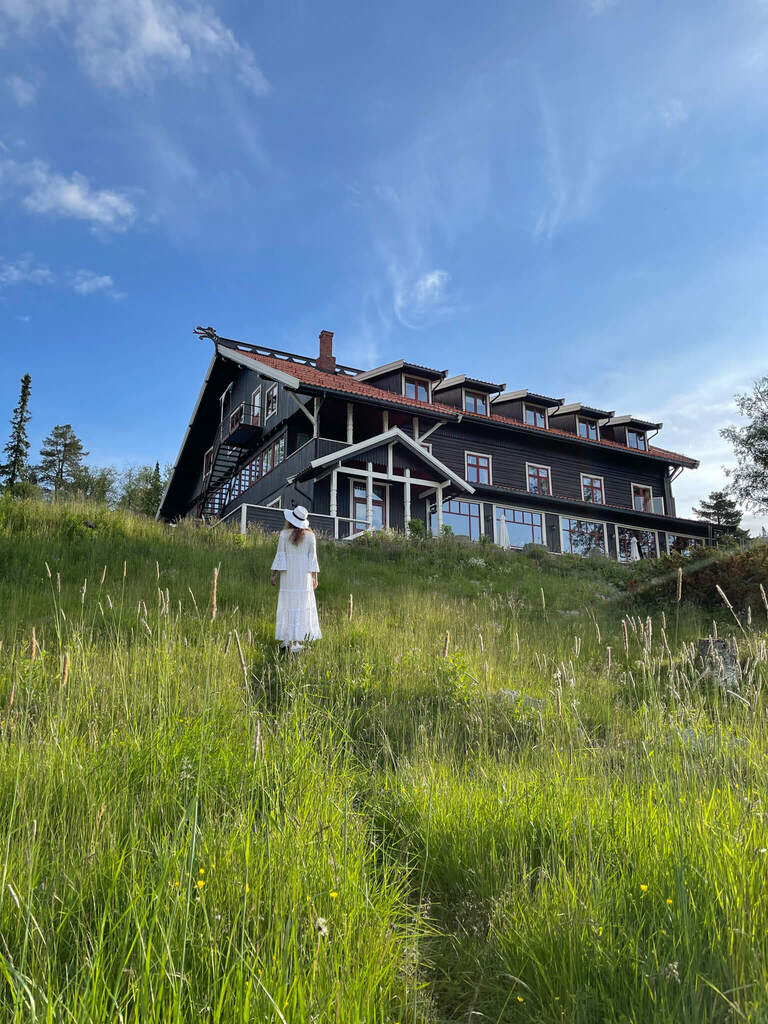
[217,503,360,539]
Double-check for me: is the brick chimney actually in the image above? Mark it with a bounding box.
[317,329,336,373]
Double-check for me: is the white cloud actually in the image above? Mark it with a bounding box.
[658,97,688,127]
[0,253,54,286]
[1,158,137,231]
[392,267,452,329]
[69,268,123,297]
[586,0,617,15]
[0,0,269,95]
[6,74,37,106]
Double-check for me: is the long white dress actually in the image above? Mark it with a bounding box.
[271,529,322,644]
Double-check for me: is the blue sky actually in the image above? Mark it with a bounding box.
[1,0,767,530]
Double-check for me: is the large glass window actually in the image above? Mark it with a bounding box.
[265,383,278,420]
[581,474,604,504]
[632,484,652,512]
[404,377,430,402]
[495,507,544,548]
[578,418,598,440]
[627,429,647,450]
[431,500,483,540]
[524,404,547,428]
[251,387,262,426]
[617,526,658,562]
[203,447,213,477]
[560,517,606,556]
[527,464,551,495]
[667,534,704,556]
[465,392,488,415]
[353,482,387,532]
[465,452,491,484]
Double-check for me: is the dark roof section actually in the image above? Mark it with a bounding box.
[433,374,505,394]
[354,359,448,383]
[228,349,698,468]
[548,402,615,419]
[600,414,663,431]
[492,388,566,408]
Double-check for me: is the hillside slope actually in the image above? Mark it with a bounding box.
[0,500,766,1023]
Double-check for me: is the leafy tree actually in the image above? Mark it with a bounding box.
[71,465,119,505]
[118,462,169,517]
[692,490,747,536]
[37,425,89,499]
[0,373,32,494]
[721,376,768,513]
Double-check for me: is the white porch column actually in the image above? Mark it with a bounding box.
[366,461,374,531]
[330,468,338,540]
[412,416,419,440]
[313,397,320,438]
[404,468,411,534]
[346,403,354,443]
[382,410,389,431]
[387,443,394,477]
[436,484,444,535]
[240,503,247,535]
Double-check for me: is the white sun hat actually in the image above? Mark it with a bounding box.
[284,505,310,529]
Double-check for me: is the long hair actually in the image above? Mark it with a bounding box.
[287,525,313,546]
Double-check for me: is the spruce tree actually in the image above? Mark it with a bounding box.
[37,425,89,499]
[692,490,746,535]
[721,376,768,512]
[1,373,32,494]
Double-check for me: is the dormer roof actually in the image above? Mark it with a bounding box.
[492,388,565,407]
[433,374,505,394]
[599,414,663,431]
[548,402,615,419]
[354,359,447,383]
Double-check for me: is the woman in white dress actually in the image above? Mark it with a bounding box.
[270,505,321,652]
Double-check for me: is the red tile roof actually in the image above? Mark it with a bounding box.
[239,351,698,468]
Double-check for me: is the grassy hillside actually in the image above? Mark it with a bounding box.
[0,498,767,1023]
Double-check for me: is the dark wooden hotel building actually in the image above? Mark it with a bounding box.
[158,327,716,559]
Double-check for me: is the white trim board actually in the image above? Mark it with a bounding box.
[309,426,474,494]
[216,343,301,388]
[525,461,552,496]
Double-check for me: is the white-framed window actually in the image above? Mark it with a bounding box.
[229,403,245,434]
[251,386,262,426]
[581,473,605,504]
[616,525,659,562]
[465,451,492,485]
[351,479,389,532]
[526,462,551,495]
[265,383,278,420]
[631,483,653,512]
[666,533,705,556]
[494,506,545,548]
[464,391,489,416]
[560,516,608,556]
[627,429,647,450]
[219,383,232,422]
[524,404,547,428]
[431,499,484,540]
[203,446,213,477]
[577,418,599,440]
[403,376,431,402]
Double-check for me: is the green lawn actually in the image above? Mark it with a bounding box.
[0,498,766,1022]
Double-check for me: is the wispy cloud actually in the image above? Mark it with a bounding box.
[0,0,269,95]
[69,268,123,298]
[658,97,688,127]
[586,0,618,15]
[392,267,452,329]
[0,158,137,231]
[0,253,53,287]
[5,73,37,106]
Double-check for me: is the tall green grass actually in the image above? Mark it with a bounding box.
[0,498,766,1022]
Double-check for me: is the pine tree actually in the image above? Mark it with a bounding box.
[692,490,746,535]
[142,461,164,517]
[1,374,32,494]
[37,425,89,499]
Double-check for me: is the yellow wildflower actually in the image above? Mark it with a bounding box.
[640,884,648,892]
[196,879,205,890]
[666,898,673,905]
[517,996,524,1003]
[330,891,338,899]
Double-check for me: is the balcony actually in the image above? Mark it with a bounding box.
[219,402,262,449]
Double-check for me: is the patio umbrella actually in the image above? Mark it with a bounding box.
[497,514,511,549]
[629,536,642,561]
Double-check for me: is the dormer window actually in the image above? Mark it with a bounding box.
[464,391,488,416]
[404,376,430,402]
[577,418,599,440]
[627,429,647,451]
[524,404,547,428]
